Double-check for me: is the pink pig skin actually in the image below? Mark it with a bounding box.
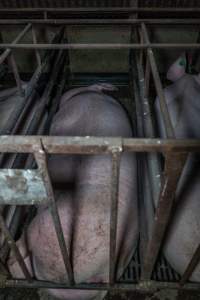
[8,84,138,300]
[155,72,200,282]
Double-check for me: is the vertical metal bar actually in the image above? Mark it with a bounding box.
[141,22,175,139]
[139,27,144,67]
[0,23,31,65]
[34,142,74,285]
[109,149,121,285]
[144,58,150,98]
[141,153,187,280]
[180,244,200,286]
[32,26,41,69]
[8,53,24,97]
[0,214,32,281]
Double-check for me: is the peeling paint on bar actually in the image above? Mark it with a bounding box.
[0,169,48,205]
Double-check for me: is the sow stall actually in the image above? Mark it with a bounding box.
[0,3,199,300]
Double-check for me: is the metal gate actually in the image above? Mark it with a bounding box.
[0,5,199,300]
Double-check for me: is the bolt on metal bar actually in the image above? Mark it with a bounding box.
[0,214,32,281]
[1,43,200,50]
[8,53,24,97]
[180,244,200,286]
[34,142,74,286]
[109,149,121,285]
[0,23,31,65]
[31,26,41,69]
[141,153,187,280]
[141,23,175,139]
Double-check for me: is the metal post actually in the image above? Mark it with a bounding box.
[34,142,74,286]
[180,244,200,286]
[141,22,175,139]
[8,53,24,97]
[109,149,122,285]
[141,153,187,280]
[31,26,41,69]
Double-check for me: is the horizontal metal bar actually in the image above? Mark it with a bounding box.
[180,244,200,286]
[0,136,199,154]
[1,7,200,14]
[0,23,31,65]
[0,43,200,50]
[141,153,187,280]
[0,19,200,25]
[0,169,47,205]
[4,279,200,292]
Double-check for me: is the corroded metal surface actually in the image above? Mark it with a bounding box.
[0,169,47,205]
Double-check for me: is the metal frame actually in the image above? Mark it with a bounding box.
[0,13,200,295]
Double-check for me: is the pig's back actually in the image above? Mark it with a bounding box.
[155,74,200,282]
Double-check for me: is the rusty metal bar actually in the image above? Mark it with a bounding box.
[0,19,200,25]
[0,214,32,281]
[34,143,74,285]
[4,279,200,291]
[141,153,187,280]
[109,150,122,285]
[180,244,200,286]
[144,58,150,99]
[8,53,24,97]
[31,26,41,69]
[0,23,31,65]
[0,137,199,154]
[0,43,200,50]
[141,23,175,139]
[1,7,200,14]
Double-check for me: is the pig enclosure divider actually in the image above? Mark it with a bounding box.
[0,17,199,294]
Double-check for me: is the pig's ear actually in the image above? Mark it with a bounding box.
[167,52,186,82]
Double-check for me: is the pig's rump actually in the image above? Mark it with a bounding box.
[8,85,138,300]
[13,155,137,299]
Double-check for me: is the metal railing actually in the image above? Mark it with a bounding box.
[0,13,199,296]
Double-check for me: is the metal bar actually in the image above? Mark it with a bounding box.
[141,23,175,138]
[0,214,32,281]
[141,153,187,280]
[34,143,74,285]
[0,43,200,50]
[109,150,121,285]
[180,244,200,286]
[31,26,41,69]
[0,19,200,25]
[0,137,199,154]
[4,279,200,291]
[8,53,24,97]
[0,23,31,65]
[1,7,200,13]
[144,58,150,98]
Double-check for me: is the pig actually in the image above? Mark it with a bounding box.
[8,83,138,300]
[155,56,200,282]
